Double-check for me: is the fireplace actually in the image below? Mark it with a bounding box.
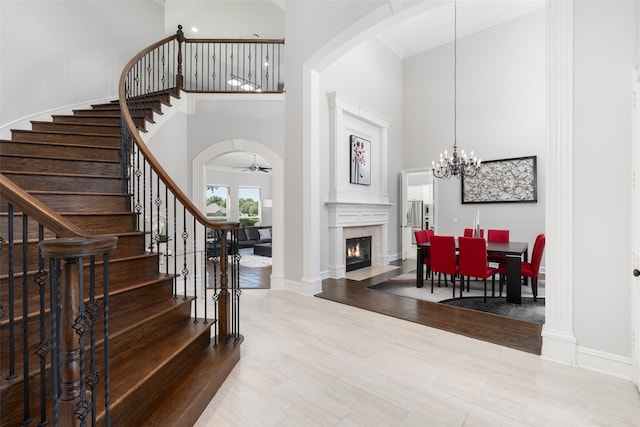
[345,236,372,272]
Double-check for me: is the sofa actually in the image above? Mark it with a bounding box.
[206,225,272,258]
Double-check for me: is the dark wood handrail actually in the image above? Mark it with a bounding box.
[0,173,91,238]
[118,31,239,232]
[186,37,284,44]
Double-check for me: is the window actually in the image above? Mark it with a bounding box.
[206,185,229,222]
[238,187,261,226]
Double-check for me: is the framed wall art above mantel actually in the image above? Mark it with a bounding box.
[350,135,371,186]
[461,155,537,204]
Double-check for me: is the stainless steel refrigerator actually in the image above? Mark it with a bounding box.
[408,200,423,243]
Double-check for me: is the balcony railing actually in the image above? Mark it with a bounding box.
[123,25,284,96]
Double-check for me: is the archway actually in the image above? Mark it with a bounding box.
[192,139,285,289]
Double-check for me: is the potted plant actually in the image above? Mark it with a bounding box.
[157,234,171,255]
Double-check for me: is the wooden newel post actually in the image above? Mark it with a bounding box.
[40,236,117,426]
[176,25,185,90]
[58,258,82,425]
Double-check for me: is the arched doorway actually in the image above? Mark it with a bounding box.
[192,139,285,290]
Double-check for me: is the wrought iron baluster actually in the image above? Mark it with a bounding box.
[102,252,111,426]
[7,203,16,380]
[21,213,32,425]
[35,224,49,425]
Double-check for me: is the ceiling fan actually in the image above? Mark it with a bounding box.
[234,154,272,173]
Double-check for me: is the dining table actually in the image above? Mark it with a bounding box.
[416,240,529,304]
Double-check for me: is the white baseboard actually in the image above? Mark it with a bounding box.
[1,96,116,139]
[576,346,633,380]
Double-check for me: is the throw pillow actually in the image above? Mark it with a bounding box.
[258,228,271,240]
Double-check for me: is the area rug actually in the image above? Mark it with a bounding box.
[239,253,272,268]
[368,278,545,323]
[439,297,545,324]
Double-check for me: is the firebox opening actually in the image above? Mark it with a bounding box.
[345,236,372,272]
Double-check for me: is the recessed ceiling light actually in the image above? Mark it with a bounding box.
[191,27,198,33]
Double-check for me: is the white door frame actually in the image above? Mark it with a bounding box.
[631,67,640,389]
[400,169,435,260]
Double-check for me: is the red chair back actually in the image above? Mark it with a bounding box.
[414,230,428,245]
[487,229,509,243]
[429,235,457,275]
[530,233,546,276]
[458,237,489,278]
[425,229,435,241]
[464,228,484,238]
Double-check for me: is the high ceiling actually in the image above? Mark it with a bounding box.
[207,0,545,170]
[377,0,544,59]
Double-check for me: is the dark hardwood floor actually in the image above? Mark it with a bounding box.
[235,258,542,355]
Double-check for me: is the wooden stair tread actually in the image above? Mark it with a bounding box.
[0,152,120,163]
[1,170,122,180]
[0,138,121,150]
[137,337,242,427]
[25,190,127,196]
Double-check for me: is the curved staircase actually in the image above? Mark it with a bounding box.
[0,93,241,426]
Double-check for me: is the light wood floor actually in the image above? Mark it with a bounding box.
[195,271,640,426]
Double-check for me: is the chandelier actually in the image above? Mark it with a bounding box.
[432,1,481,179]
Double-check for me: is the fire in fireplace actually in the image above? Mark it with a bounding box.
[345,236,372,272]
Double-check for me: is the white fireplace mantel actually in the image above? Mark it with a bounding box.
[326,93,394,278]
[326,201,393,278]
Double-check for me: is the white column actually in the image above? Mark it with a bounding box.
[541,0,577,364]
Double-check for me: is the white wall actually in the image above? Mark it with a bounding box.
[320,38,403,269]
[403,10,546,247]
[0,0,164,132]
[573,0,635,359]
[284,0,387,286]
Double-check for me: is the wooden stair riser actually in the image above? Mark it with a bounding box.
[0,213,136,239]
[0,279,178,380]
[0,284,190,426]
[0,234,146,273]
[2,173,123,193]
[65,213,137,233]
[30,121,120,136]
[103,327,211,427]
[52,115,121,125]
[0,255,166,304]
[10,130,120,146]
[0,239,41,273]
[0,141,120,162]
[0,193,131,214]
[76,108,156,125]
[0,155,120,176]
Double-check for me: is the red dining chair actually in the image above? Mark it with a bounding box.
[499,233,546,301]
[458,237,498,302]
[464,228,484,238]
[429,235,459,296]
[487,229,509,267]
[414,230,431,278]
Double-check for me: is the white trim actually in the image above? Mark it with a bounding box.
[541,0,577,364]
[576,346,634,380]
[0,95,116,139]
[191,138,285,292]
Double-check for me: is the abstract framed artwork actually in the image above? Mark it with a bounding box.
[350,135,371,185]
[461,155,537,204]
